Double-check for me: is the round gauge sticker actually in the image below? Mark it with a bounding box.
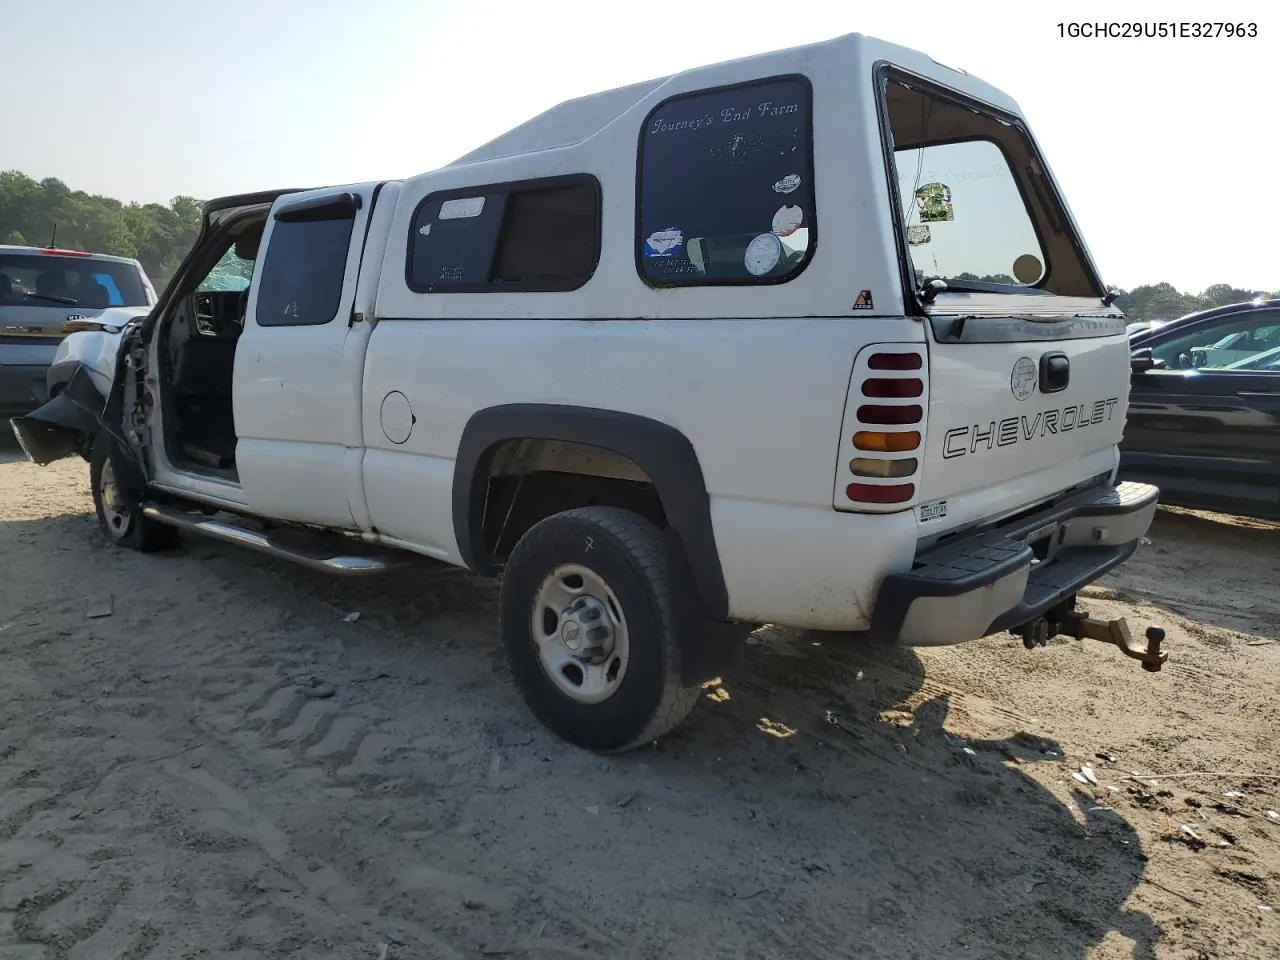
[744,233,782,276]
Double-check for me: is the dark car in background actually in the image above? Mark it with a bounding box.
[1120,299,1280,520]
[1,245,156,416]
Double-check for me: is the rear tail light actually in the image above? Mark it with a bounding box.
[62,319,111,333]
[868,352,922,371]
[837,347,929,511]
[850,457,918,478]
[854,430,920,452]
[846,482,915,503]
[860,378,921,399]
[862,377,923,398]
[857,404,922,425]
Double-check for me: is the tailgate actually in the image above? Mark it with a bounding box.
[918,319,1130,534]
[0,305,85,366]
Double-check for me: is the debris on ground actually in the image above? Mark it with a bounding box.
[1175,825,1207,851]
[1212,827,1238,846]
[298,678,336,699]
[86,596,113,619]
[343,611,361,623]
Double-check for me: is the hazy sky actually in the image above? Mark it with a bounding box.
[3,0,1274,291]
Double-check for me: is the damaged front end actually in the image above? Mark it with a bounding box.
[8,315,146,467]
[9,362,108,464]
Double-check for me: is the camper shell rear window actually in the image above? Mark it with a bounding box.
[636,75,816,287]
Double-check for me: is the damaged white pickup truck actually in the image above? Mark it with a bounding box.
[10,33,1167,751]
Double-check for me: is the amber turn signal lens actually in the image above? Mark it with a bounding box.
[853,430,920,453]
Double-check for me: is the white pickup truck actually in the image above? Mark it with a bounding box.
[11,33,1166,752]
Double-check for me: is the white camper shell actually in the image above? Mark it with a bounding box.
[11,34,1165,752]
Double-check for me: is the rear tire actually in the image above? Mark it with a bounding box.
[499,506,701,752]
[89,434,178,552]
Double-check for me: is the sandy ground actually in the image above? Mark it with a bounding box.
[1,434,1278,960]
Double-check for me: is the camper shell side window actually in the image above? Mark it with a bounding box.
[406,175,601,294]
[636,74,816,288]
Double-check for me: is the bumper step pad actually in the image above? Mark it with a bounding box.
[870,481,1159,644]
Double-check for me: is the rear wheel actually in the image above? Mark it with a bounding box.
[499,506,701,752]
[89,434,178,552]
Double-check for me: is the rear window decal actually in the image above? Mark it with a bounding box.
[744,233,783,276]
[771,205,803,237]
[772,173,801,194]
[853,289,874,309]
[1012,253,1044,284]
[438,196,486,220]
[644,227,684,258]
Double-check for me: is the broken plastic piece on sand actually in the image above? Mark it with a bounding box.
[1177,825,1207,850]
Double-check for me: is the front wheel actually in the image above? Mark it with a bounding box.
[89,434,178,552]
[499,506,701,752]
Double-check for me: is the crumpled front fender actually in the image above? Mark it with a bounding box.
[8,363,108,465]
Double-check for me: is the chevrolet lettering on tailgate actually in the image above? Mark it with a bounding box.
[942,397,1123,460]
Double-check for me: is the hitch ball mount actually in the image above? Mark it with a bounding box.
[1015,601,1167,672]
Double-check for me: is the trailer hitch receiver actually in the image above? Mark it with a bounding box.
[1065,614,1167,672]
[1015,600,1168,672]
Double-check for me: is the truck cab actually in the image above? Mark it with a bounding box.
[11,33,1163,752]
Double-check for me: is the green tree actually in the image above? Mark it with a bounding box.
[0,170,203,291]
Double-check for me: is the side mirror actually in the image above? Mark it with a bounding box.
[1130,347,1156,374]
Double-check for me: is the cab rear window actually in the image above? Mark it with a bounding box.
[636,75,816,287]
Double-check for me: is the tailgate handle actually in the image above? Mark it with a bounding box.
[1039,352,1070,394]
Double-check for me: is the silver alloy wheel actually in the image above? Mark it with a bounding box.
[98,458,131,539]
[531,563,630,703]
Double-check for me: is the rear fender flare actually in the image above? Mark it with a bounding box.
[453,404,728,621]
